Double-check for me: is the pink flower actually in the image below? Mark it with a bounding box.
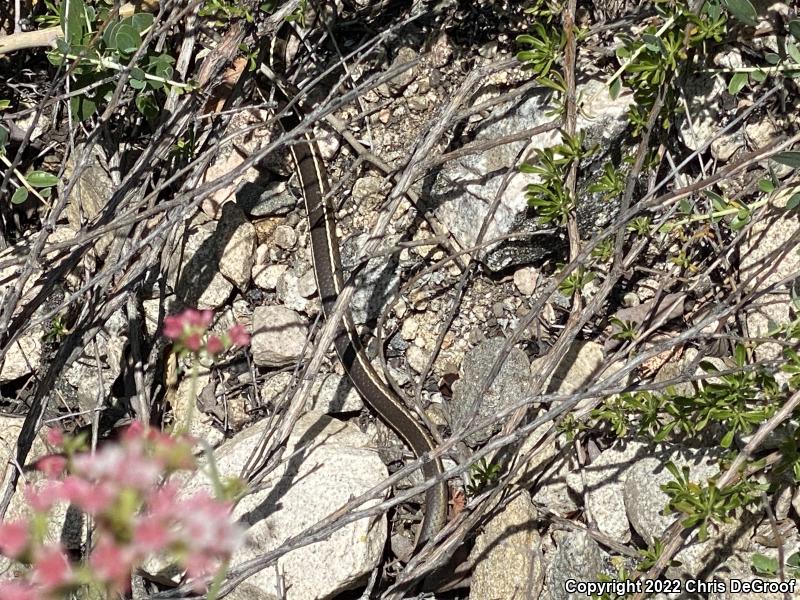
[89,537,132,591]
[0,521,29,558]
[145,486,177,522]
[24,481,64,513]
[133,516,171,553]
[60,477,114,515]
[227,324,250,348]
[176,492,241,557]
[33,455,67,478]
[163,309,214,342]
[184,309,213,329]
[32,546,71,589]
[0,580,37,600]
[206,335,224,355]
[183,552,217,590]
[121,420,146,443]
[161,314,185,339]
[183,332,202,352]
[45,428,64,448]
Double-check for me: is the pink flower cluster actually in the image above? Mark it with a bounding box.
[0,423,243,599]
[162,308,250,357]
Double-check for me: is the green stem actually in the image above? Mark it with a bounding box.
[59,52,195,89]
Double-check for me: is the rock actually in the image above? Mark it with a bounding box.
[170,367,224,446]
[251,305,308,367]
[405,344,429,373]
[0,233,70,382]
[678,73,726,152]
[200,109,272,218]
[240,181,296,217]
[273,224,297,250]
[389,47,418,92]
[565,440,651,543]
[450,337,531,445]
[64,143,116,254]
[545,530,606,600]
[308,373,364,414]
[352,176,383,210]
[62,308,127,412]
[1,416,83,572]
[0,332,43,383]
[261,372,292,405]
[711,131,746,161]
[169,203,255,304]
[469,491,542,600]
[226,583,277,600]
[253,249,287,291]
[514,266,539,296]
[277,270,319,315]
[624,447,723,546]
[340,233,400,325]
[253,217,281,245]
[296,269,317,298]
[623,445,755,579]
[533,341,607,405]
[530,452,578,515]
[432,79,632,272]
[429,33,453,68]
[216,203,257,292]
[181,411,389,599]
[707,552,799,600]
[169,216,235,309]
[400,316,419,341]
[741,187,800,360]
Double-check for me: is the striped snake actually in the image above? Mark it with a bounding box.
[269,24,449,546]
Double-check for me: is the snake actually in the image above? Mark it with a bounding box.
[269,24,448,546]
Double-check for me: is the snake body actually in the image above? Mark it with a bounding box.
[270,26,448,546]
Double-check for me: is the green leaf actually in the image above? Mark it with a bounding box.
[789,20,800,41]
[128,12,154,33]
[130,78,146,90]
[765,52,780,65]
[773,151,800,169]
[71,94,96,120]
[113,23,140,54]
[0,125,7,152]
[723,0,758,26]
[788,42,800,65]
[135,93,159,121]
[642,33,663,53]
[0,99,10,111]
[103,19,121,49]
[787,552,800,568]
[758,178,775,193]
[728,72,748,94]
[60,0,88,45]
[609,76,622,100]
[751,553,779,576]
[786,193,800,211]
[751,68,767,82]
[720,429,735,448]
[11,187,28,204]
[25,170,59,188]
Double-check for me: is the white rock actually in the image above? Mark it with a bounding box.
[741,187,800,360]
[251,306,308,367]
[182,411,389,599]
[469,492,541,600]
[513,266,539,296]
[216,203,257,292]
[565,440,650,543]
